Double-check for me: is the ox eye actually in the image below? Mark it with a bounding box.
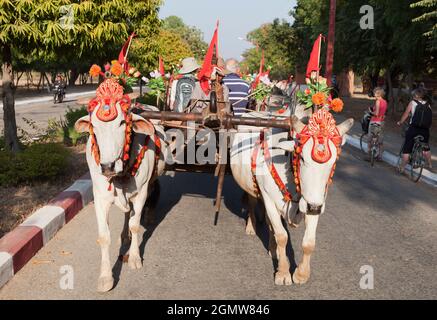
[120,120,126,127]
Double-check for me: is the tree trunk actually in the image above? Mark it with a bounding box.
[1,44,20,152]
[43,72,51,92]
[69,67,79,87]
[386,69,394,115]
[16,71,24,87]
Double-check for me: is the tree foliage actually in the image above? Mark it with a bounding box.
[290,0,436,78]
[162,16,208,61]
[241,19,297,79]
[411,0,437,49]
[0,0,163,152]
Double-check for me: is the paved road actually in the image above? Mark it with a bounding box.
[0,87,140,134]
[0,92,96,134]
[0,145,436,299]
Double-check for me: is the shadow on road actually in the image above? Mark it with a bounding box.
[108,171,298,289]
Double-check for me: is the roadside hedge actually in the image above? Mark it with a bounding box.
[0,143,70,186]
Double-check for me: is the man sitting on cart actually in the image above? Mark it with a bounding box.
[171,57,208,112]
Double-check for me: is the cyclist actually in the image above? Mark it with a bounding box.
[397,88,433,173]
[367,87,387,161]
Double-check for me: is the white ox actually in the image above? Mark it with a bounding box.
[75,80,166,292]
[230,108,353,285]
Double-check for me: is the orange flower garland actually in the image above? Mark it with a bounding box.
[330,98,344,113]
[312,92,327,106]
[89,64,102,77]
[111,61,123,76]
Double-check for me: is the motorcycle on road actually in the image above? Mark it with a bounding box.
[53,83,66,103]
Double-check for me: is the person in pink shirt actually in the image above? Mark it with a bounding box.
[368,87,388,160]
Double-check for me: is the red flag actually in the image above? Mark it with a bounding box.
[252,50,265,89]
[118,32,136,72]
[306,34,323,79]
[159,56,165,75]
[198,21,219,95]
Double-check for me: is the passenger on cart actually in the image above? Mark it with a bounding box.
[170,57,229,113]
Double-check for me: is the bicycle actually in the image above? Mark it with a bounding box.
[360,123,382,167]
[397,135,428,183]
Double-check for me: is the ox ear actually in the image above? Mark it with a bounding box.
[276,140,296,153]
[132,114,155,135]
[337,118,354,136]
[74,115,90,133]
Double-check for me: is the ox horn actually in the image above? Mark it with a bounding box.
[337,118,354,136]
[290,115,305,133]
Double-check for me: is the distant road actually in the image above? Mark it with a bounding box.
[0,87,140,134]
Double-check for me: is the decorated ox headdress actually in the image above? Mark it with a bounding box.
[87,79,133,166]
[297,108,342,164]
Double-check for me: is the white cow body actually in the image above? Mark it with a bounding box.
[75,81,167,292]
[230,107,353,285]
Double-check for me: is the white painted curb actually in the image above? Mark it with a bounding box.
[0,252,13,288]
[20,206,66,245]
[0,175,93,290]
[65,179,93,207]
[345,134,437,187]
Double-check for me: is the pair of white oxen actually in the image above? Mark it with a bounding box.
[75,90,353,292]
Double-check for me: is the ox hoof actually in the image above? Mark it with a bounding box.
[128,254,143,270]
[97,276,114,292]
[292,269,310,285]
[274,272,292,286]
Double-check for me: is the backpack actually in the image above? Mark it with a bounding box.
[411,100,432,129]
[361,112,371,134]
[174,76,195,112]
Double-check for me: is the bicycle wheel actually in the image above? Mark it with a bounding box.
[370,148,376,167]
[360,133,367,154]
[410,147,424,183]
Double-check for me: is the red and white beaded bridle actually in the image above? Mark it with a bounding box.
[87,79,161,185]
[251,108,342,202]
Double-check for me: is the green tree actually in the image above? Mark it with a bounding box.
[241,19,297,79]
[162,16,208,60]
[290,0,435,109]
[1,0,162,152]
[411,0,437,49]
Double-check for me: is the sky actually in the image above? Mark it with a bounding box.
[159,0,297,61]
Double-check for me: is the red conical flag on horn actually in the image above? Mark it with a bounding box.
[118,32,136,72]
[306,34,324,79]
[159,56,165,76]
[198,21,219,95]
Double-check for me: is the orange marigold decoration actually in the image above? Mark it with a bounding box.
[89,64,102,77]
[330,98,344,113]
[312,92,326,106]
[111,61,123,76]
